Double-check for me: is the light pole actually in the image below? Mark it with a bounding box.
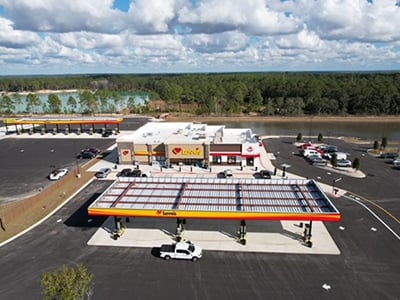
[281,163,291,178]
[76,153,81,178]
[332,177,342,194]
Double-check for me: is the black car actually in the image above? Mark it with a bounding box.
[79,151,96,159]
[102,129,113,137]
[130,169,142,177]
[81,147,100,155]
[119,168,132,177]
[259,170,272,179]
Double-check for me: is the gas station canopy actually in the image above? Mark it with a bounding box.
[88,177,341,222]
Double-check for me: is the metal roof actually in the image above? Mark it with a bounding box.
[88,177,341,222]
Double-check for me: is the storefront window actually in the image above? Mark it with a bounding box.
[246,157,254,166]
[227,156,236,164]
[212,156,222,165]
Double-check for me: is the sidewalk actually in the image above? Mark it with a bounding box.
[88,218,340,255]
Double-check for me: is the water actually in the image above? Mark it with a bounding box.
[210,120,400,141]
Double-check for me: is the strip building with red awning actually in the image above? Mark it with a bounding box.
[117,122,262,168]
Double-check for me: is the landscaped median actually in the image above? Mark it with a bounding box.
[0,159,99,244]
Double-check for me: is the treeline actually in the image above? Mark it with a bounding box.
[1,72,400,116]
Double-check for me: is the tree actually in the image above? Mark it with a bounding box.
[127,96,136,110]
[41,264,94,300]
[248,88,263,112]
[25,93,42,114]
[352,157,360,170]
[331,153,338,167]
[0,95,15,114]
[79,91,98,114]
[373,140,379,151]
[381,137,387,150]
[296,133,303,142]
[67,96,77,113]
[47,94,62,114]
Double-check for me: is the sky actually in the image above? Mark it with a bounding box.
[0,0,399,75]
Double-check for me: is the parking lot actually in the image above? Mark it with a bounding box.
[0,138,114,201]
[0,122,399,300]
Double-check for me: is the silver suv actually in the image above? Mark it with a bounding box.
[95,168,111,178]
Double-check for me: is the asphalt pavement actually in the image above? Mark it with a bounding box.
[0,119,399,300]
[0,116,149,202]
[0,179,399,300]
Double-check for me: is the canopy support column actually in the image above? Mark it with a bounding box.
[176,218,185,242]
[302,221,313,248]
[239,220,246,245]
[112,216,126,240]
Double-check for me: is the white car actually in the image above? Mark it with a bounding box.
[392,158,400,166]
[95,168,112,178]
[336,159,352,167]
[223,169,233,177]
[49,168,69,180]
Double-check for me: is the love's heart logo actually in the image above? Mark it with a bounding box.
[172,147,182,155]
[122,150,129,156]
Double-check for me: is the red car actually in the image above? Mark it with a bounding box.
[299,142,314,149]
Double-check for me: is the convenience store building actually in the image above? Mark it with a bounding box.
[117,122,262,168]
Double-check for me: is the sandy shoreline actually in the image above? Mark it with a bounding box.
[166,114,400,123]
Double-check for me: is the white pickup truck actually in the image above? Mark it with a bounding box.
[159,241,202,261]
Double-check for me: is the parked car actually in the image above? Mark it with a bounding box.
[316,144,329,151]
[102,129,113,137]
[302,149,322,157]
[306,154,322,162]
[311,158,328,166]
[49,168,69,180]
[380,152,399,159]
[323,152,348,160]
[81,147,100,155]
[119,168,132,177]
[298,142,314,149]
[392,158,400,166]
[258,169,273,179]
[130,169,142,177]
[95,168,111,178]
[324,145,338,154]
[336,159,352,167]
[79,151,96,159]
[223,169,233,177]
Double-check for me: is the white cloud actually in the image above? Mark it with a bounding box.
[127,0,178,33]
[275,28,322,50]
[0,16,40,48]
[297,0,400,42]
[0,0,399,74]
[54,32,124,50]
[0,0,126,33]
[178,0,299,35]
[186,31,249,53]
